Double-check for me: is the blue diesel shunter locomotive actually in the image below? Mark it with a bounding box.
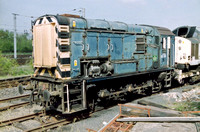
[22,14,175,114]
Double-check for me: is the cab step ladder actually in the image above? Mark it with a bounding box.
[164,71,171,88]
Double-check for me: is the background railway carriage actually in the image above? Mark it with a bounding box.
[23,14,175,114]
[173,26,200,84]
[173,26,200,70]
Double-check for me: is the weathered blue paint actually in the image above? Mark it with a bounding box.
[63,17,175,78]
[85,32,98,57]
[110,34,123,60]
[123,35,136,59]
[69,18,86,29]
[98,33,110,57]
[70,32,84,78]
[87,19,110,30]
[113,62,136,74]
[109,21,128,31]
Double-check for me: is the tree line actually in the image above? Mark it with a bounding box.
[0,29,32,53]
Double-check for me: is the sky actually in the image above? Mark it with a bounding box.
[0,0,199,34]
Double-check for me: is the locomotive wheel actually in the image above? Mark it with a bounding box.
[185,64,190,72]
[99,98,111,108]
[87,88,96,112]
[88,98,96,112]
[179,79,185,85]
[145,87,152,96]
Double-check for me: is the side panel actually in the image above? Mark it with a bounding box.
[137,55,145,71]
[110,34,123,60]
[114,63,136,74]
[71,31,84,78]
[98,33,109,57]
[146,36,159,70]
[146,45,153,70]
[175,37,191,64]
[192,43,199,59]
[86,32,98,57]
[123,35,136,59]
[191,43,200,65]
[133,35,146,71]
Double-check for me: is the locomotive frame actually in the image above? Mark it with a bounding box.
[30,67,173,114]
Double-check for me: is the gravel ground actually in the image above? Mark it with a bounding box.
[20,120,41,130]
[53,82,200,132]
[140,83,200,108]
[0,83,200,131]
[0,104,42,122]
[0,104,42,132]
[0,86,31,100]
[53,107,120,132]
[0,126,22,132]
[0,86,42,132]
[0,86,33,114]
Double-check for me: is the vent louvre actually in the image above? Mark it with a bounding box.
[136,37,146,51]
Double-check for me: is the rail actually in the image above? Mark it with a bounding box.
[0,101,29,111]
[25,119,70,132]
[0,110,90,132]
[0,94,30,103]
[0,112,44,127]
[0,75,31,89]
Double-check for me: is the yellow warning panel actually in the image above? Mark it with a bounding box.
[74,60,77,66]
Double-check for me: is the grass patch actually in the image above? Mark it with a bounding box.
[0,64,34,79]
[172,101,200,111]
[0,52,33,78]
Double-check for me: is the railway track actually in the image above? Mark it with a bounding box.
[0,83,198,131]
[0,75,31,89]
[0,94,30,103]
[0,94,31,111]
[0,79,198,131]
[0,109,89,132]
[25,118,71,132]
[0,101,30,111]
[0,112,44,127]
[0,93,89,131]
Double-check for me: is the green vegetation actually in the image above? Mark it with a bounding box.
[0,29,32,53]
[0,51,18,75]
[0,29,33,78]
[172,101,200,111]
[0,52,34,77]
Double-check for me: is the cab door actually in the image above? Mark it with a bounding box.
[167,37,171,67]
[160,36,172,67]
